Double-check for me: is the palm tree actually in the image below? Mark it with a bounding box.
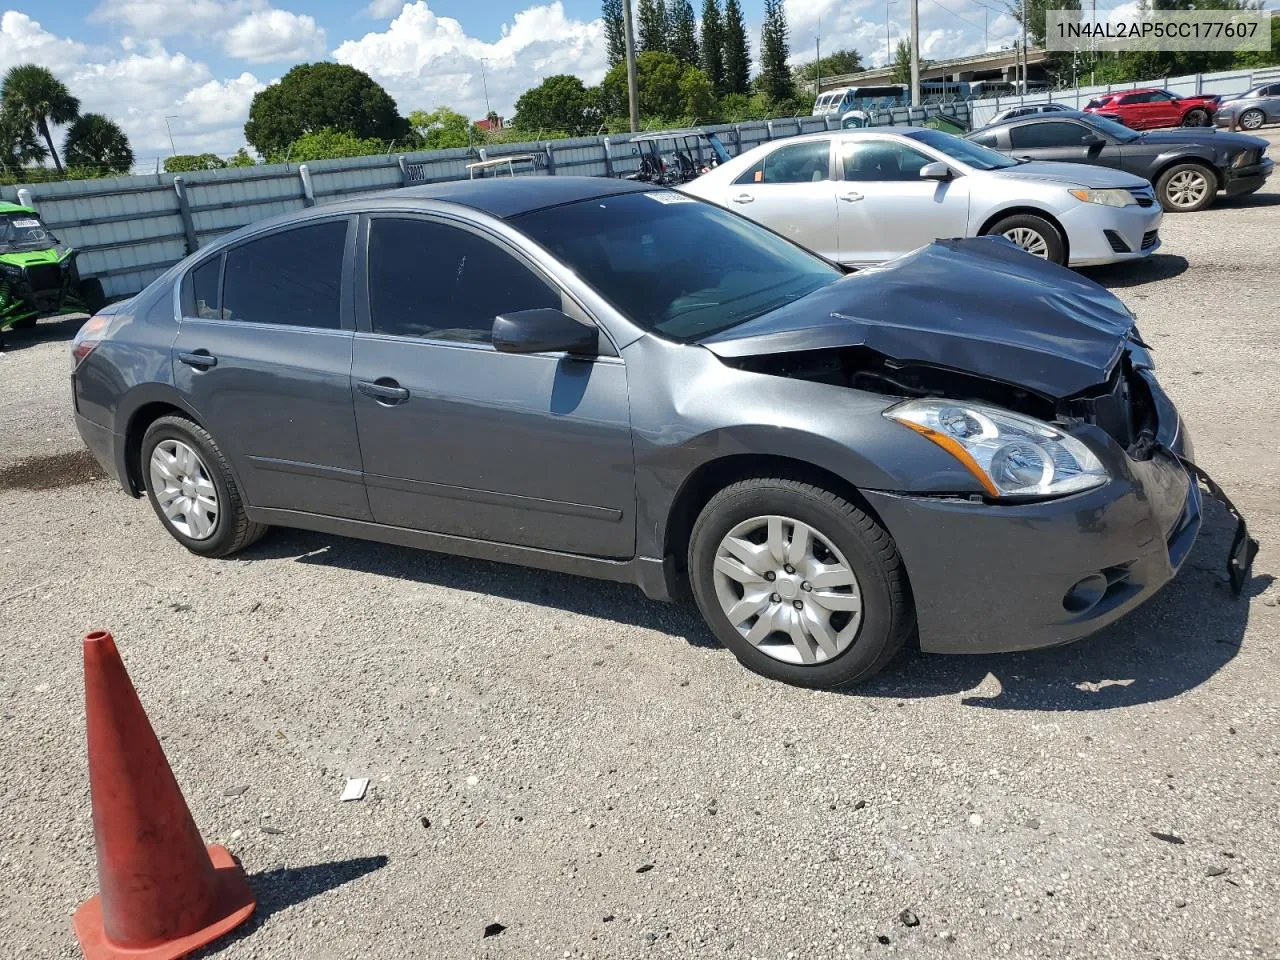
[1,64,80,174]
[63,113,134,174]
[0,105,48,176]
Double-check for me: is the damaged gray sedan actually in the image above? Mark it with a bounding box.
[72,178,1255,688]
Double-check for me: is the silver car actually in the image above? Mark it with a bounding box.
[1215,81,1280,131]
[679,128,1164,267]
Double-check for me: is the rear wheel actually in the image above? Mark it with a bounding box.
[1182,108,1209,127]
[1156,163,1216,212]
[987,213,1067,265]
[78,277,106,314]
[688,477,912,689]
[140,415,267,557]
[1239,109,1266,131]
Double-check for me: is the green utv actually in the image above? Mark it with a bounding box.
[0,201,106,339]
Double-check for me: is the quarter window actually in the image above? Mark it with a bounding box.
[221,221,347,329]
[969,131,999,147]
[841,140,933,181]
[736,140,832,184]
[367,218,560,343]
[186,255,222,320]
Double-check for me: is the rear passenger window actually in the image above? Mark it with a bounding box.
[1009,122,1082,148]
[736,140,831,184]
[367,218,560,343]
[221,220,347,329]
[969,131,999,147]
[186,255,222,319]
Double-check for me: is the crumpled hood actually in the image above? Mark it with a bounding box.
[702,237,1138,399]
[993,160,1149,189]
[1135,129,1267,151]
[0,246,71,267]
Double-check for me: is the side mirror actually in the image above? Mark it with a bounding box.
[1081,134,1106,147]
[919,161,953,181]
[492,308,599,357]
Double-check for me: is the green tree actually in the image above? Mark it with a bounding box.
[678,66,717,118]
[228,147,256,167]
[0,106,48,175]
[272,128,386,163]
[512,75,597,134]
[602,0,628,68]
[244,62,408,158]
[601,50,689,120]
[1,65,80,174]
[700,0,726,93]
[890,39,932,84]
[759,0,794,102]
[61,113,132,173]
[408,106,479,148]
[638,0,668,53]
[164,153,226,173]
[795,49,864,82]
[722,0,751,94]
[669,0,700,65]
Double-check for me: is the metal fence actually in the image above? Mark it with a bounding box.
[968,65,1280,129]
[0,103,969,300]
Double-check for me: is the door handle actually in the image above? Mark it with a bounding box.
[357,379,410,405]
[178,351,217,369]
[730,193,754,204]
[838,191,864,202]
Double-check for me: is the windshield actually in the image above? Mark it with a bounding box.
[906,129,1019,170]
[0,213,54,250]
[1081,114,1139,142]
[512,192,841,342]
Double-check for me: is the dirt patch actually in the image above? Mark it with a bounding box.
[0,449,107,491]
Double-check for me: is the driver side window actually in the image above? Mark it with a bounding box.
[367,218,560,343]
[840,140,933,181]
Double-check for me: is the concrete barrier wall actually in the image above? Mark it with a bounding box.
[0,103,970,299]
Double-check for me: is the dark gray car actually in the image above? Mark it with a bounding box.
[968,110,1273,212]
[71,177,1252,688]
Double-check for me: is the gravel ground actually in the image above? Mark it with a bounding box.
[2,138,1278,960]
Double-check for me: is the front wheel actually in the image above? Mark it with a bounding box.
[1156,163,1216,212]
[987,213,1067,265]
[688,478,912,688]
[140,415,267,557]
[1238,109,1266,131]
[1182,108,1209,127]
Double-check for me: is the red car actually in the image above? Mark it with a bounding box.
[1084,88,1219,130]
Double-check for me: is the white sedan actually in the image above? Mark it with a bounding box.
[679,128,1164,267]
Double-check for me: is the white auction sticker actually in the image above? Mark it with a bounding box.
[644,192,695,204]
[12,219,41,228]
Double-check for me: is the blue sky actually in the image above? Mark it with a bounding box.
[0,0,1254,163]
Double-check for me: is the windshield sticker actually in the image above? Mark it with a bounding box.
[12,219,40,228]
[644,192,695,204]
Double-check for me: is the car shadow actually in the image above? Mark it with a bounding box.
[239,496,1265,706]
[0,314,86,353]
[189,855,389,958]
[1080,253,1188,289]
[239,530,719,648]
[856,499,1269,711]
[1210,191,1280,209]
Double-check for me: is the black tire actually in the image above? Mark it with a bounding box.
[10,315,37,329]
[687,477,912,689]
[140,415,267,557]
[78,277,107,314]
[1156,162,1217,212]
[1238,109,1266,131]
[1181,108,1209,127]
[986,213,1067,265]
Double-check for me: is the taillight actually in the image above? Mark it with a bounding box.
[72,313,111,367]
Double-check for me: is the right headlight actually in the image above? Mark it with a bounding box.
[885,398,1109,499]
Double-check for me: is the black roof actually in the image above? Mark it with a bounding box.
[394,176,653,219]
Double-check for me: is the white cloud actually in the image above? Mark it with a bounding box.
[365,0,405,18]
[335,1,607,123]
[0,11,89,71]
[89,0,253,38]
[221,9,325,63]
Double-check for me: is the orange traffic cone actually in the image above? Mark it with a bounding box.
[72,631,255,960]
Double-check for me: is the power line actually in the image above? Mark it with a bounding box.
[926,0,989,33]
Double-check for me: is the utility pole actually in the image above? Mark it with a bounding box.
[1021,0,1029,93]
[621,0,640,132]
[479,58,492,118]
[984,9,988,51]
[885,0,896,72]
[815,17,821,97]
[163,116,178,156]
[909,0,920,106]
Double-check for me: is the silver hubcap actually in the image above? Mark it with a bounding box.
[1003,226,1049,258]
[1167,170,1209,208]
[149,439,218,540]
[712,515,863,665]
[1241,112,1263,130]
